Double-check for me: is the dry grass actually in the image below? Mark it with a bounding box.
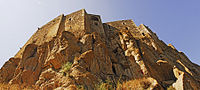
[167,85,176,90]
[118,77,156,90]
[95,80,114,90]
[0,77,159,90]
[94,77,156,90]
[0,83,35,90]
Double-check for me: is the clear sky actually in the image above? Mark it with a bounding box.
[0,0,199,68]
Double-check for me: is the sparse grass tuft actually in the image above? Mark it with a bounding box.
[95,79,114,90]
[60,62,73,76]
[167,85,176,90]
[0,83,35,90]
[120,77,154,90]
[77,85,85,90]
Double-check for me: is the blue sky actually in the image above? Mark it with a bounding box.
[0,0,199,67]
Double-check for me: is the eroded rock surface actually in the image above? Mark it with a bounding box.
[0,9,199,90]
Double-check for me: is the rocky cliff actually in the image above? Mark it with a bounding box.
[0,9,199,90]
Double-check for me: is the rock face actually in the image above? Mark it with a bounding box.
[0,9,199,90]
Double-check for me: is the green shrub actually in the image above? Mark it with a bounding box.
[60,62,73,76]
[95,79,114,90]
[77,85,85,90]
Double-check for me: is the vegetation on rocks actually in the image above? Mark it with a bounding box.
[167,86,176,90]
[95,79,115,90]
[60,62,73,76]
[0,84,35,90]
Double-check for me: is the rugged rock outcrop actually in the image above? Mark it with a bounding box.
[0,9,199,90]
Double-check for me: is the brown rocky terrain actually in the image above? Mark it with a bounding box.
[0,9,199,90]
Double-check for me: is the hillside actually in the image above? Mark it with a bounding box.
[0,9,199,90]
